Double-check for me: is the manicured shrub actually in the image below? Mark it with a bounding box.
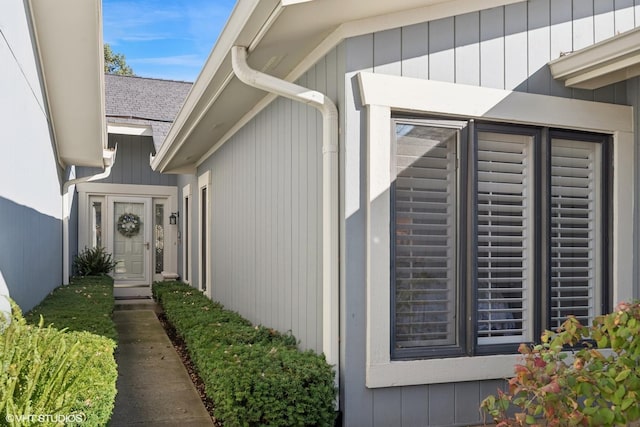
[73,246,117,277]
[25,276,116,340]
[153,281,336,426]
[1,303,117,427]
[481,301,640,426]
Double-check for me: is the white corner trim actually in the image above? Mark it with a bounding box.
[362,73,634,388]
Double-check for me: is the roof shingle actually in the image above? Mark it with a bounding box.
[105,74,192,150]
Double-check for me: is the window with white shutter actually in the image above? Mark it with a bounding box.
[550,138,602,329]
[393,123,459,351]
[476,132,533,345]
[390,118,610,360]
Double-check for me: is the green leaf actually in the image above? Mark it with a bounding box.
[616,369,631,382]
[622,397,635,411]
[599,408,616,425]
[525,415,536,425]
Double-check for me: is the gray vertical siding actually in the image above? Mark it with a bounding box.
[0,1,64,311]
[341,1,639,426]
[363,1,630,101]
[77,134,177,186]
[196,48,341,352]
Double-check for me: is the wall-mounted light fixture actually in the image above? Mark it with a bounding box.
[169,212,179,225]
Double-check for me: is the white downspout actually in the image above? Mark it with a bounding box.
[231,46,340,398]
[62,147,117,285]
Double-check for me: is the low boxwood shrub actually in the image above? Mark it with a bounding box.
[1,303,117,427]
[25,276,116,341]
[153,281,336,426]
[481,301,640,426]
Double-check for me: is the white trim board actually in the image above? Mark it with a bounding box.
[198,171,211,298]
[357,72,633,133]
[359,72,634,388]
[182,183,192,284]
[107,123,153,137]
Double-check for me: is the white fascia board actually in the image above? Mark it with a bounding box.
[28,0,106,168]
[549,26,640,90]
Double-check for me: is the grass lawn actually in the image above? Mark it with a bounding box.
[25,275,117,340]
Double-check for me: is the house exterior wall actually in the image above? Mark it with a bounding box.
[195,48,341,352]
[340,1,639,426]
[72,133,176,274]
[0,1,64,311]
[77,133,177,186]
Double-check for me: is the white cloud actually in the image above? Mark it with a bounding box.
[102,0,236,80]
[130,55,204,67]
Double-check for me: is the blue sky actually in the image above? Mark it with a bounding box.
[103,0,236,82]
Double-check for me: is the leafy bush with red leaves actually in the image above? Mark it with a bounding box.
[481,302,640,426]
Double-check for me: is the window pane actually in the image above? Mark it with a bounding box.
[155,204,164,274]
[91,200,102,248]
[550,139,601,328]
[477,132,532,345]
[393,124,458,349]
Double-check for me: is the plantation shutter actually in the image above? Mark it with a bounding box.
[476,132,532,345]
[393,123,458,349]
[550,139,601,329]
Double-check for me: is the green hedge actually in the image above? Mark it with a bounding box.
[25,276,117,341]
[2,304,117,427]
[153,281,337,426]
[2,275,119,426]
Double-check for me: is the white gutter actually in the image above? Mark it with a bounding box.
[231,45,340,397]
[62,148,117,285]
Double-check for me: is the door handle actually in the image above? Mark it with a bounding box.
[145,242,150,250]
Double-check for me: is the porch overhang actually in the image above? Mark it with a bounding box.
[150,0,523,174]
[549,26,640,90]
[28,0,107,168]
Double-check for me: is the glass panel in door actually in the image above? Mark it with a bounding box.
[113,201,146,281]
[155,203,164,275]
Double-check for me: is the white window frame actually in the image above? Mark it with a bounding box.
[358,72,634,388]
[182,184,192,284]
[198,171,211,297]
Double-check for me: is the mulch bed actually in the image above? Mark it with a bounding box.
[156,311,223,426]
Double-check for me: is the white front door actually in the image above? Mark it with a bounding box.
[107,196,152,286]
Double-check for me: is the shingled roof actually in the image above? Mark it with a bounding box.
[105,74,192,151]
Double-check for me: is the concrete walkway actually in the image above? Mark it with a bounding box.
[109,299,214,426]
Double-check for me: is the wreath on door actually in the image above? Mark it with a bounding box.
[117,213,141,237]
